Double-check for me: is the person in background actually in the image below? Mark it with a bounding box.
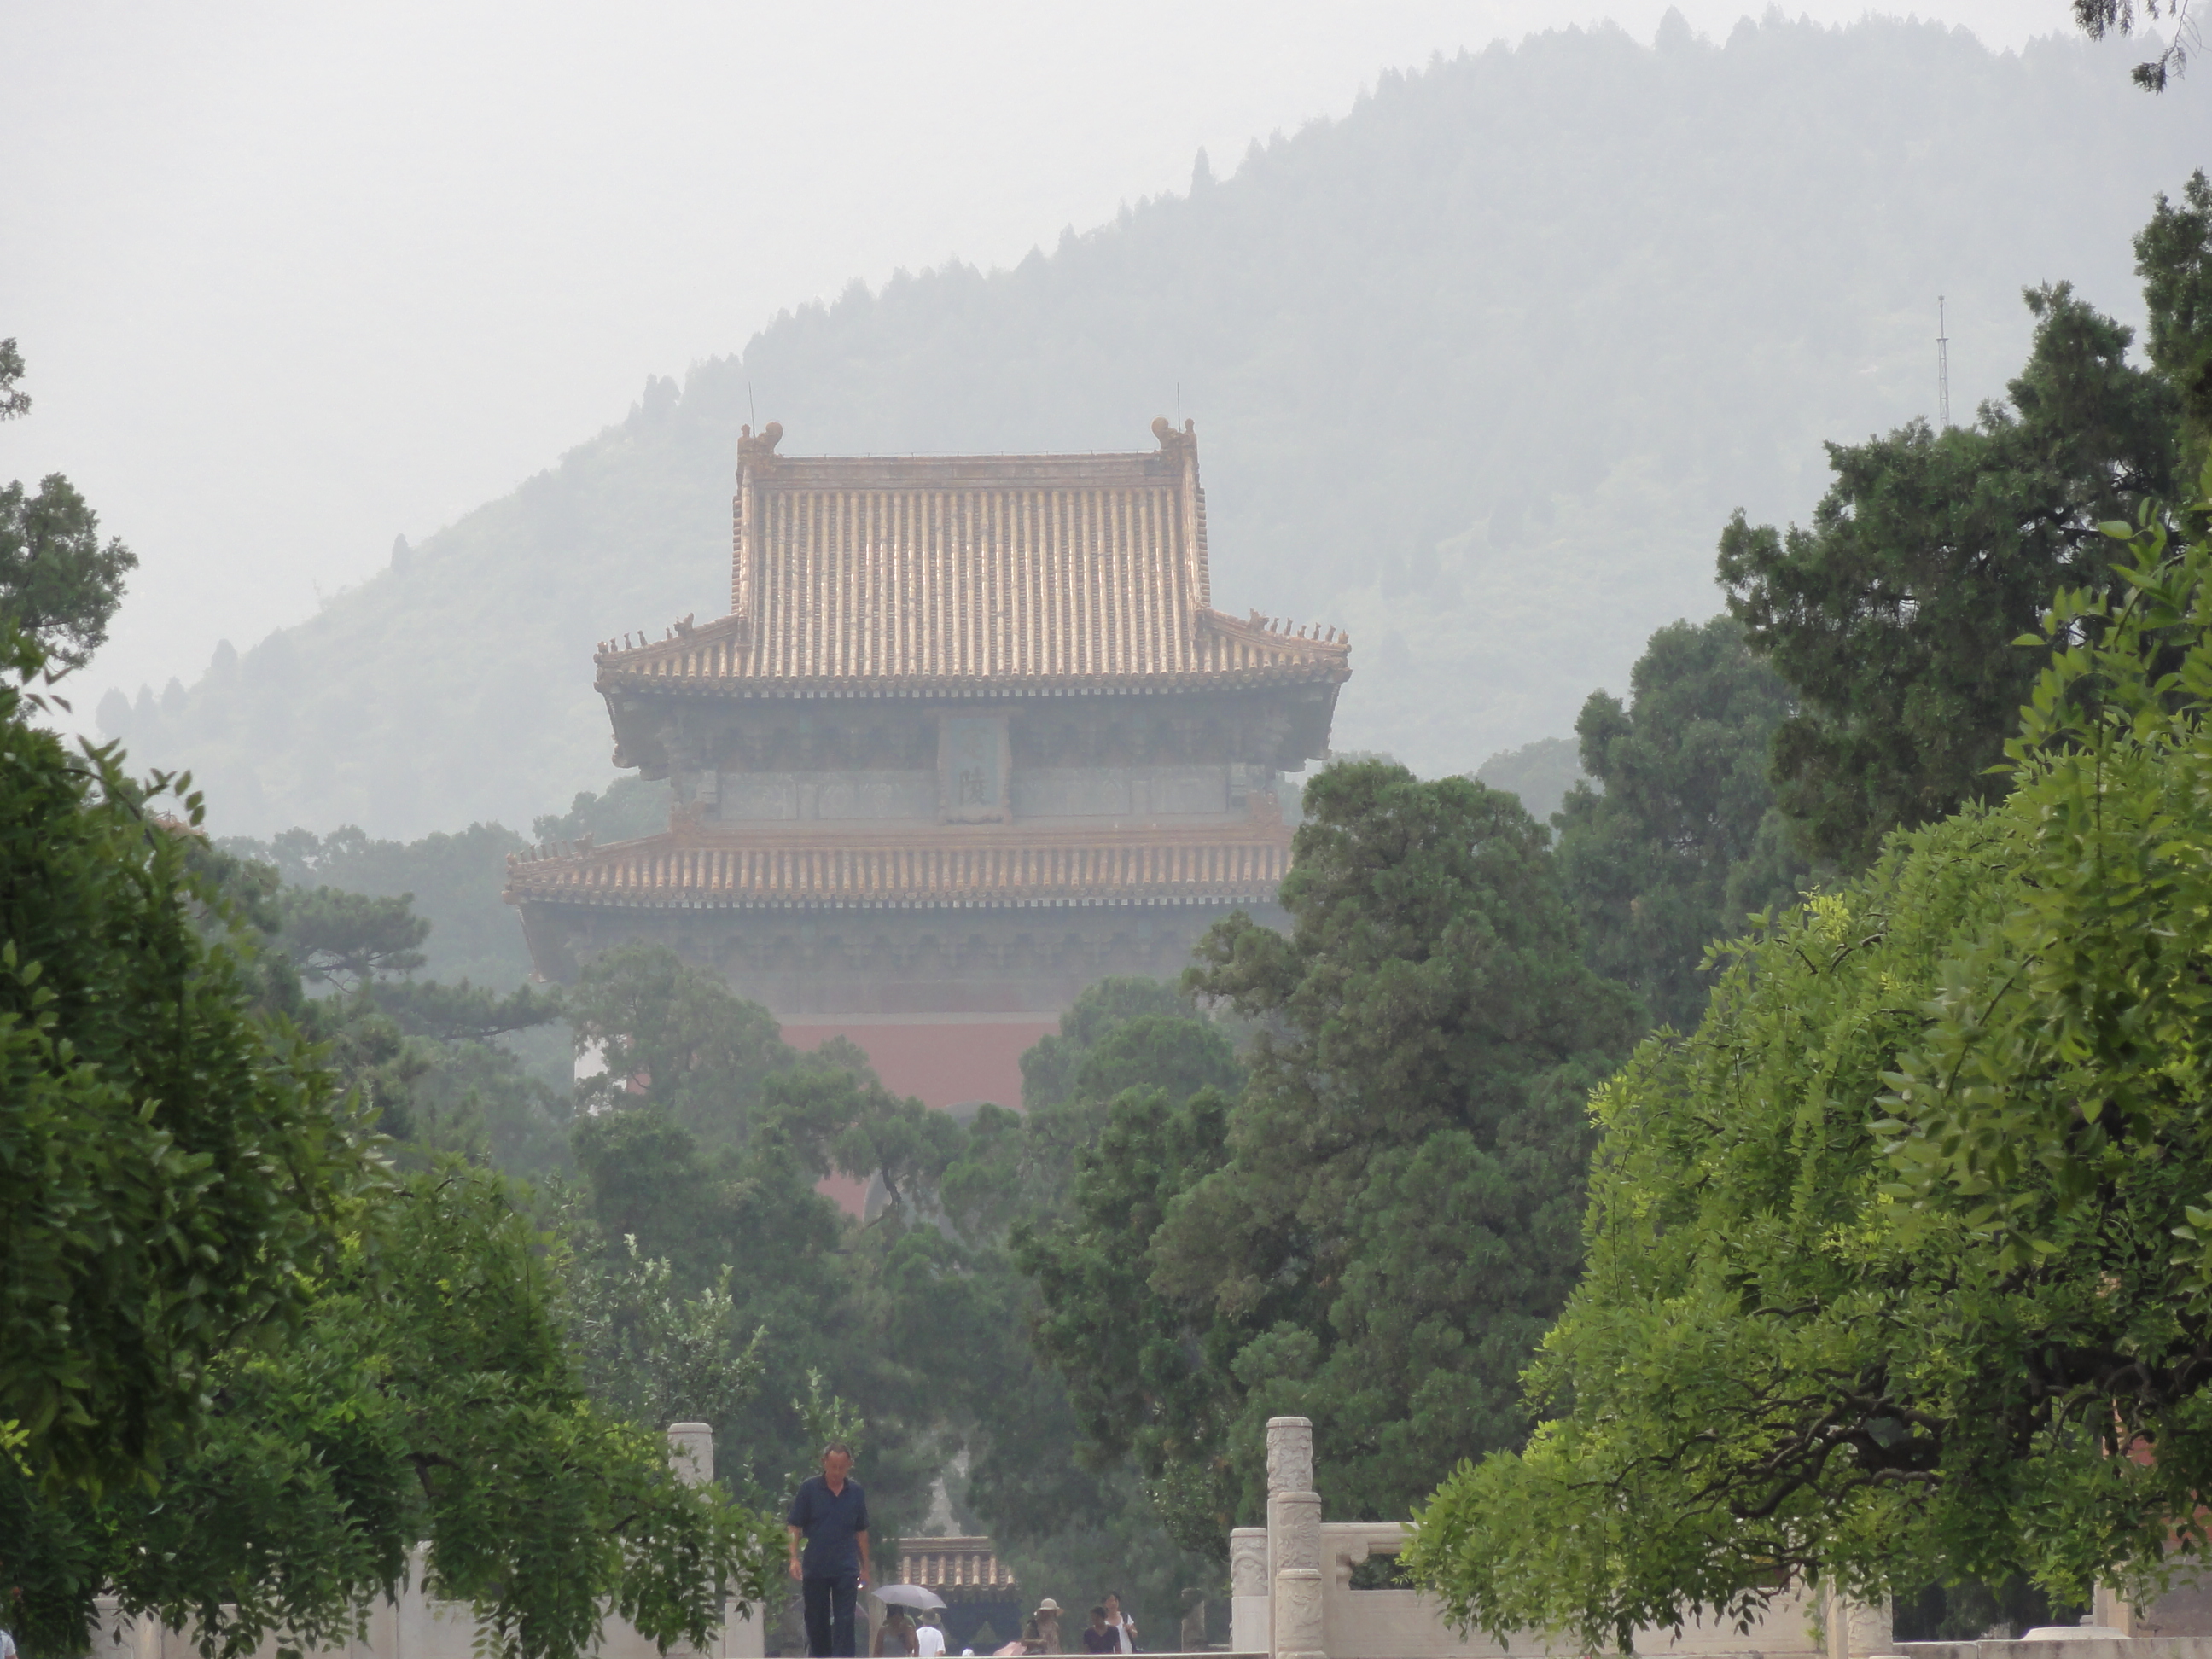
[1082,1608,1115,1655]
[786,1441,871,1658]
[1033,1599,1065,1654]
[916,1613,946,1659]
[1102,1592,1137,1654]
[876,1607,917,1657]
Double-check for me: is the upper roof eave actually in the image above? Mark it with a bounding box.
[591,606,1350,696]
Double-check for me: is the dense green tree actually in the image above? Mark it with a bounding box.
[1720,282,2178,865]
[2137,170,2212,461]
[0,475,137,671]
[277,885,431,987]
[180,847,572,1175]
[1472,736,1585,825]
[1022,762,1639,1527]
[0,1162,778,1659]
[1019,976,1192,1112]
[1019,1085,1238,1554]
[556,969,948,1534]
[556,1233,765,1435]
[0,630,375,1490]
[0,343,135,667]
[945,989,1236,1634]
[368,976,562,1042]
[532,776,674,847]
[1552,615,1807,1030]
[1012,977,1244,1224]
[0,339,30,421]
[0,629,783,1657]
[220,821,536,988]
[1407,471,2212,1648]
[566,941,801,1149]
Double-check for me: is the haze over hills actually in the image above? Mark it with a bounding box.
[102,11,2206,840]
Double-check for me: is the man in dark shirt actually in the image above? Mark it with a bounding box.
[787,1442,871,1658]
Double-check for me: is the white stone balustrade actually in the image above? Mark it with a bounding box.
[91,1423,762,1659]
[1245,1415,1845,1659]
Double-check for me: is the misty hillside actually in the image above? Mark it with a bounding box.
[105,11,2206,839]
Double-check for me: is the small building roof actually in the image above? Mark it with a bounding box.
[894,1536,1017,1598]
[593,417,1348,699]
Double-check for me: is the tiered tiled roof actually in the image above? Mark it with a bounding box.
[894,1536,1016,1598]
[592,419,1348,698]
[505,822,1291,912]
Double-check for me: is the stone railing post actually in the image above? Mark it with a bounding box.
[664,1423,765,1659]
[1231,1528,1270,1653]
[1266,1417,1325,1659]
[1819,1584,1893,1659]
[668,1421,715,1487]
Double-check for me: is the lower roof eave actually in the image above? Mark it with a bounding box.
[504,888,1282,913]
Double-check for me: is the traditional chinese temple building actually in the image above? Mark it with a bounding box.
[505,416,1348,1108]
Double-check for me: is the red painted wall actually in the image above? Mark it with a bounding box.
[782,1018,1057,1111]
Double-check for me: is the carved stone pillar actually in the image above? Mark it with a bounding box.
[1266,1417,1324,1659]
[664,1423,765,1657]
[1231,1528,1270,1654]
[667,1421,714,1487]
[1266,1416,1313,1495]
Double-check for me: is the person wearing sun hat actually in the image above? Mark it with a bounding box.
[1032,1601,1064,1654]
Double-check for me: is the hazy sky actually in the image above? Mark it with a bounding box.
[1,2,2096,714]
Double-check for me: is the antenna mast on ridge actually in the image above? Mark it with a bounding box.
[1937,296,1951,432]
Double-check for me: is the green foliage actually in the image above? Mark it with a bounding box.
[533,776,674,847]
[278,885,431,987]
[385,1029,573,1179]
[2136,169,2212,463]
[0,338,28,421]
[1406,463,2212,1649]
[1552,616,1808,1030]
[567,941,799,1150]
[0,654,768,1659]
[1472,736,1586,826]
[1,1163,780,1659]
[1720,282,2179,867]
[369,977,563,1043]
[1015,979,1243,1225]
[0,628,375,1491]
[121,21,2206,836]
[1020,976,1191,1114]
[1022,762,1639,1528]
[1019,1086,1238,1557]
[2071,0,2193,91]
[0,344,135,668]
[553,958,947,1523]
[558,1232,765,1435]
[0,472,137,671]
[218,821,534,988]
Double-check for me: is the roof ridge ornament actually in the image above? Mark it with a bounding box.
[1150,412,1201,476]
[737,421,783,462]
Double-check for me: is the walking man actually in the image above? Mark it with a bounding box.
[788,1441,871,1658]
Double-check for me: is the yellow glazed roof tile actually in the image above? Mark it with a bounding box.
[593,420,1348,696]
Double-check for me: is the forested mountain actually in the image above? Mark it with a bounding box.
[102,12,2204,838]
